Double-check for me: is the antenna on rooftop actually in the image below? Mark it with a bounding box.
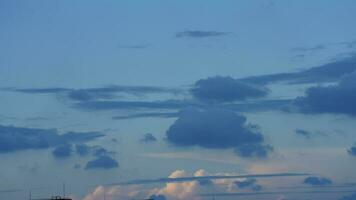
[62,182,66,198]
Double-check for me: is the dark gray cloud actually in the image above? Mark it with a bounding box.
[303,176,333,186]
[191,76,269,102]
[234,179,262,191]
[6,85,181,102]
[291,44,326,53]
[294,72,356,116]
[340,192,356,200]
[347,145,356,157]
[106,172,308,186]
[149,194,167,200]
[85,155,119,170]
[75,144,92,157]
[0,125,104,153]
[52,144,73,158]
[295,129,312,139]
[240,55,356,85]
[166,108,272,158]
[75,144,113,158]
[234,144,273,159]
[112,112,179,120]
[175,30,229,38]
[140,133,157,143]
[75,100,199,111]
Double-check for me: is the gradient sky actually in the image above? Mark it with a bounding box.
[1,1,356,200]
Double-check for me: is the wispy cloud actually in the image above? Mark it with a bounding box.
[175,30,229,38]
[105,172,309,186]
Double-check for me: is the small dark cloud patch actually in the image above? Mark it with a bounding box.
[166,108,272,158]
[234,179,262,191]
[93,147,114,157]
[303,176,333,186]
[192,76,268,102]
[339,192,356,200]
[85,155,119,170]
[74,164,81,169]
[234,144,273,159]
[112,112,179,120]
[198,179,213,186]
[295,129,312,139]
[140,133,157,143]
[150,194,167,200]
[75,144,113,158]
[294,71,356,116]
[291,44,326,53]
[75,144,91,157]
[347,145,356,157]
[175,30,229,38]
[0,125,104,153]
[52,144,73,158]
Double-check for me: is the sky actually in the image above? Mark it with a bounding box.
[1,1,356,200]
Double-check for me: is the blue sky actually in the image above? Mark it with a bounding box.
[1,1,356,200]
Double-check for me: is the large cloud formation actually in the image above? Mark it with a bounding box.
[0,125,104,153]
[294,72,356,116]
[191,76,268,102]
[166,108,272,158]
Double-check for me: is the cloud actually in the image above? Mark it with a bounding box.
[291,44,326,53]
[52,144,73,158]
[340,192,356,200]
[303,176,333,186]
[240,55,356,85]
[6,85,181,102]
[112,112,179,120]
[107,172,309,186]
[234,179,262,191]
[166,108,272,158]
[85,155,119,170]
[75,144,92,157]
[0,125,104,153]
[140,133,157,143]
[84,169,308,200]
[75,144,114,158]
[234,144,273,159]
[175,30,229,38]
[191,76,268,102]
[294,71,356,116]
[75,100,199,111]
[347,145,356,157]
[295,129,312,139]
[149,194,167,200]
